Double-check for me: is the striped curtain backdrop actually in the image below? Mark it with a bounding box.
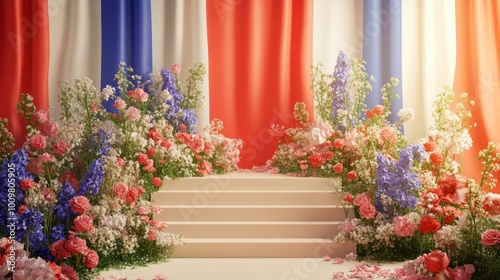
[1,0,498,192]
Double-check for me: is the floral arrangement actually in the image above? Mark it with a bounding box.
[265,51,500,279]
[0,63,242,279]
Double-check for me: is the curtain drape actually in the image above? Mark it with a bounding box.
[362,0,402,123]
[454,0,500,193]
[0,0,50,148]
[151,0,210,130]
[401,0,456,143]
[100,0,153,111]
[48,0,102,120]
[206,0,314,169]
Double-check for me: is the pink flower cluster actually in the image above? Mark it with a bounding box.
[352,193,377,220]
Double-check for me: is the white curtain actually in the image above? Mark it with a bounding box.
[151,0,210,131]
[48,0,102,120]
[402,0,456,142]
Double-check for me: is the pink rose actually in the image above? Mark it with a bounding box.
[152,177,162,187]
[60,263,78,280]
[64,236,87,255]
[125,106,141,120]
[35,110,48,123]
[359,204,377,219]
[40,152,55,163]
[172,64,180,74]
[113,97,126,110]
[424,250,450,274]
[42,187,56,203]
[20,179,35,191]
[332,163,343,174]
[50,240,71,260]
[379,126,397,144]
[72,214,94,232]
[137,207,150,215]
[44,122,59,137]
[126,187,140,203]
[53,141,69,155]
[151,205,162,214]
[353,194,371,207]
[198,161,213,176]
[83,249,99,268]
[394,215,417,237]
[70,196,90,213]
[29,134,46,150]
[127,88,149,102]
[116,158,125,167]
[481,229,500,246]
[113,182,129,200]
[483,193,500,216]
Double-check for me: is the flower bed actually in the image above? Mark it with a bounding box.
[265,52,500,279]
[0,63,242,279]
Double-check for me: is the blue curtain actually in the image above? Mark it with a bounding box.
[100,0,153,111]
[362,0,402,124]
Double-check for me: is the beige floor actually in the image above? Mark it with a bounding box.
[98,258,405,280]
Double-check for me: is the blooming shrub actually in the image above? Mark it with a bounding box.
[266,51,500,278]
[0,63,241,279]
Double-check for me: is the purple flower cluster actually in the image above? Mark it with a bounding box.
[0,149,33,234]
[16,208,52,260]
[77,158,104,197]
[331,51,351,132]
[160,69,198,133]
[375,144,424,217]
[53,181,75,220]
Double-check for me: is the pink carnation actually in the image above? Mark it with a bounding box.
[125,106,141,120]
[393,215,417,237]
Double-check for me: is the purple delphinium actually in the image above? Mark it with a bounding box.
[0,149,33,235]
[54,181,75,221]
[160,69,198,133]
[331,51,351,132]
[77,158,104,197]
[375,144,424,217]
[50,224,67,243]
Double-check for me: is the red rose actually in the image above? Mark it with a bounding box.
[152,177,162,187]
[53,141,68,155]
[64,236,87,255]
[50,240,71,260]
[307,152,326,167]
[423,141,435,152]
[113,182,129,200]
[346,171,358,180]
[83,249,99,268]
[438,173,468,204]
[419,216,442,234]
[137,153,149,165]
[20,179,35,191]
[343,194,354,203]
[72,214,94,232]
[70,196,90,214]
[58,171,79,191]
[430,152,444,166]
[29,134,46,150]
[480,229,500,246]
[423,250,450,273]
[148,128,163,142]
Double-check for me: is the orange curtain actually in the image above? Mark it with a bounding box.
[0,0,50,148]
[206,0,314,169]
[454,0,500,193]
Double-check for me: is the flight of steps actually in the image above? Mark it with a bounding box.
[152,172,355,258]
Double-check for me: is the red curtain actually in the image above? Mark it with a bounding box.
[0,0,50,148]
[206,0,314,169]
[454,0,500,193]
